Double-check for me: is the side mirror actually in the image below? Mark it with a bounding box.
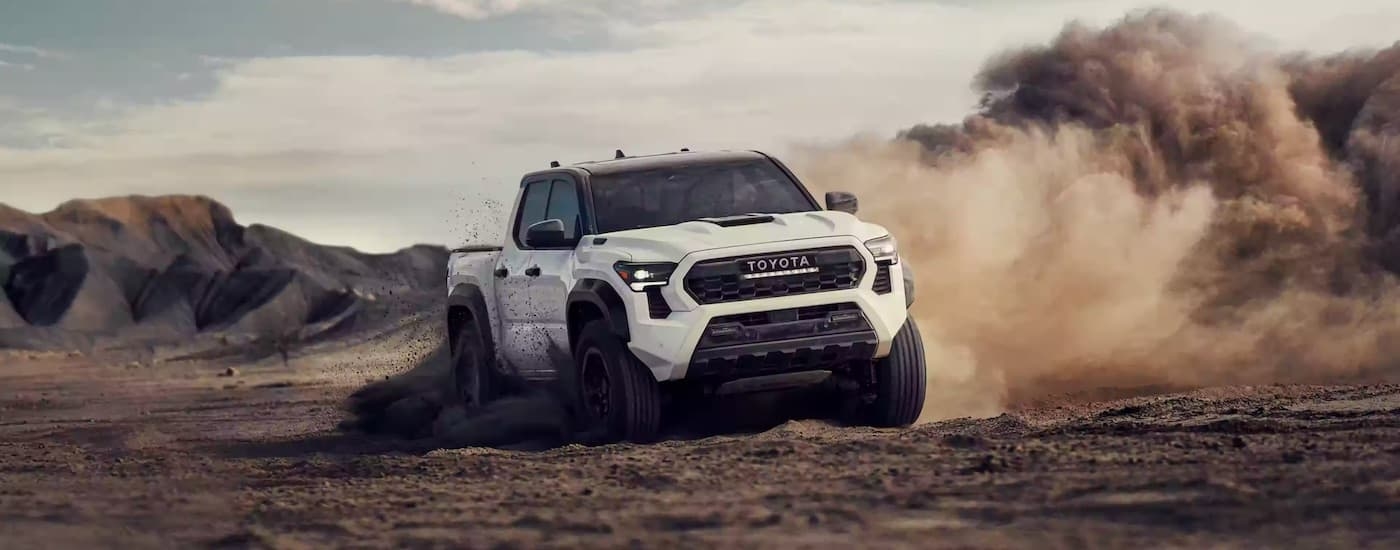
[825,191,858,214]
[525,219,571,248]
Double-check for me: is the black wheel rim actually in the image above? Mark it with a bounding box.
[580,348,611,421]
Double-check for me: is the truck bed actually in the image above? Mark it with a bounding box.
[447,245,503,347]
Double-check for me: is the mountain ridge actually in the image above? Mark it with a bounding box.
[0,194,447,351]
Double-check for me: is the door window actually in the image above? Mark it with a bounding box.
[515,180,551,245]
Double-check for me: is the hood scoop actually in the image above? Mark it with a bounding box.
[694,214,775,227]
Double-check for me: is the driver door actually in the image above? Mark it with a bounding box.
[527,177,583,378]
[496,179,548,377]
[496,177,583,380]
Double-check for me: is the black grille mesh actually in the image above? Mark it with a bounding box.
[872,262,893,294]
[684,246,865,304]
[646,286,671,319]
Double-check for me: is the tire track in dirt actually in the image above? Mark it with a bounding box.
[3,350,1398,549]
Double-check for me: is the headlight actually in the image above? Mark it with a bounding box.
[613,261,677,292]
[864,234,898,264]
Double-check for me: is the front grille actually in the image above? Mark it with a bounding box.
[684,246,865,304]
[872,261,893,294]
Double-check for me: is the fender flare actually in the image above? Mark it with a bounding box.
[566,278,631,345]
[901,261,916,308]
[447,283,497,365]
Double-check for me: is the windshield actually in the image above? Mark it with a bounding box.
[589,159,818,233]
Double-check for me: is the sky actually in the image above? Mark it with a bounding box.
[2,0,1399,252]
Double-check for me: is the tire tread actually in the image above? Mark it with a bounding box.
[451,316,493,408]
[577,321,662,442]
[872,318,927,427]
[618,346,662,441]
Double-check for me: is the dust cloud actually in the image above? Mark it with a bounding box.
[339,335,584,451]
[793,9,1400,421]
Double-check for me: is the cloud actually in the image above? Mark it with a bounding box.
[3,0,1400,250]
[397,0,528,19]
[2,2,1010,184]
[0,42,64,59]
[394,0,685,21]
[0,42,60,72]
[0,59,36,71]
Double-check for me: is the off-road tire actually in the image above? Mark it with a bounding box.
[866,318,927,427]
[450,314,496,409]
[573,320,662,443]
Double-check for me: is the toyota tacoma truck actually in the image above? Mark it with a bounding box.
[446,149,925,443]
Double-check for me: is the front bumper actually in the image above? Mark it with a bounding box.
[688,301,877,379]
[618,235,909,382]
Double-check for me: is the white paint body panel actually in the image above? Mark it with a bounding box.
[449,210,909,382]
[613,232,909,382]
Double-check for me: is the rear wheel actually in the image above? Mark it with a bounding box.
[451,314,496,409]
[864,318,927,427]
[573,320,662,443]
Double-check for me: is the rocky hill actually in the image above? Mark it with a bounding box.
[0,195,447,351]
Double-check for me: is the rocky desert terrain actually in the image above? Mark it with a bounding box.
[2,323,1399,549]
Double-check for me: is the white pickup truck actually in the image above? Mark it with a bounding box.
[447,149,925,442]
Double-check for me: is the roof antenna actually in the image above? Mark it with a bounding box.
[614,149,625,159]
[549,160,560,168]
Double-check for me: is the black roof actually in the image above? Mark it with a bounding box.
[525,150,768,180]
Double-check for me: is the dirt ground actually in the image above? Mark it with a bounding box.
[3,336,1400,549]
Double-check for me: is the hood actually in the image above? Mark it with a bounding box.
[589,211,889,262]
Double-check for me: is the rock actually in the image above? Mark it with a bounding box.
[966,454,1009,474]
[941,433,985,449]
[220,367,239,377]
[4,244,89,326]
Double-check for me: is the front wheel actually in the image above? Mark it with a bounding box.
[864,318,927,427]
[573,320,662,443]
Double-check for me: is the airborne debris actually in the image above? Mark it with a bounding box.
[796,9,1400,421]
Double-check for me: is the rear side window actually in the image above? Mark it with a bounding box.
[515,180,551,245]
